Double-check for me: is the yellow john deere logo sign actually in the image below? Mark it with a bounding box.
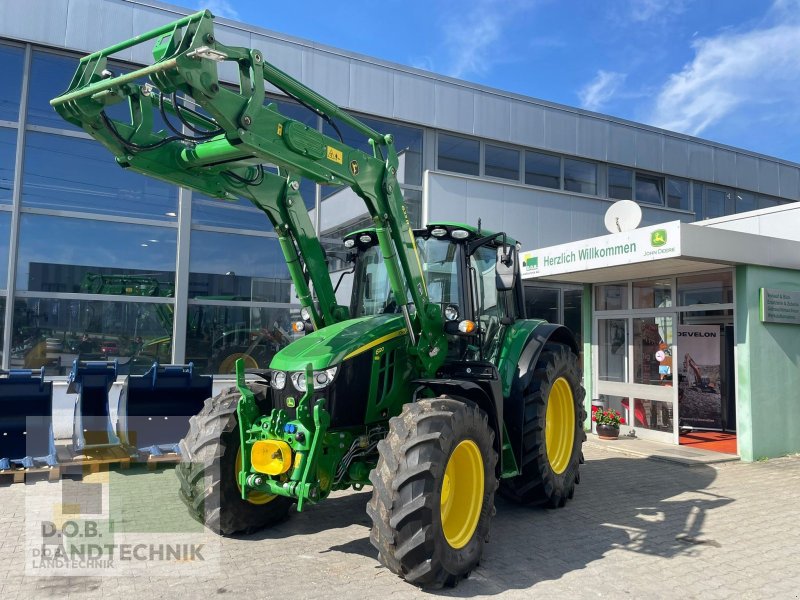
[651,229,667,247]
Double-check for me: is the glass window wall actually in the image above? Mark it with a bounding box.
[185,304,300,374]
[485,145,519,181]
[595,283,628,311]
[635,173,664,204]
[0,211,10,286]
[564,159,596,195]
[16,214,176,292]
[437,133,479,176]
[23,133,178,219]
[1,127,15,204]
[633,316,673,386]
[11,296,173,375]
[189,230,291,302]
[677,272,733,306]
[666,178,690,210]
[598,318,627,382]
[524,151,560,189]
[0,44,23,122]
[633,279,672,309]
[523,286,558,324]
[608,166,632,200]
[27,51,81,131]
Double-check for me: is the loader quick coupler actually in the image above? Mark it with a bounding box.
[234,359,329,509]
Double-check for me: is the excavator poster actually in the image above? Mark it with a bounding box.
[677,325,722,429]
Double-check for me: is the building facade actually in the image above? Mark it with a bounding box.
[1,0,798,385]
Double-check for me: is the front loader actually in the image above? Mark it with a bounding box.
[51,10,586,588]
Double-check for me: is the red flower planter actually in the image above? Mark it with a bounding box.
[596,424,620,440]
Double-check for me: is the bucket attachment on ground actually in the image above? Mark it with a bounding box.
[0,368,56,469]
[117,363,212,455]
[68,360,121,451]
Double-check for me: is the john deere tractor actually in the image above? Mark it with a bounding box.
[51,10,586,588]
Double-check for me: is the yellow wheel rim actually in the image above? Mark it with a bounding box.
[545,377,576,475]
[440,439,484,549]
[235,450,276,505]
[219,353,258,374]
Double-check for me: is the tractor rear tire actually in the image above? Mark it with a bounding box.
[177,385,293,535]
[500,342,586,507]
[367,397,498,589]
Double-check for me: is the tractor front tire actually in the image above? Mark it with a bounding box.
[367,398,498,589]
[501,342,586,507]
[177,385,292,535]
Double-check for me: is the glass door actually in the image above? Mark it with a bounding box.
[594,314,678,443]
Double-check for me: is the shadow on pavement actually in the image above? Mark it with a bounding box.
[317,454,732,595]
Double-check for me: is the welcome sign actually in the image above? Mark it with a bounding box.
[521,221,682,278]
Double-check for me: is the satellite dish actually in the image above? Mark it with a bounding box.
[604,200,642,233]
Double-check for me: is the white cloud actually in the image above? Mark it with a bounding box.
[650,21,800,136]
[201,0,240,20]
[440,0,535,79]
[579,71,627,112]
[629,0,687,22]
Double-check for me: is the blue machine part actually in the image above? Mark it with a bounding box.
[67,360,121,451]
[117,362,212,455]
[0,367,57,468]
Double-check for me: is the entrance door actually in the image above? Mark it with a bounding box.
[594,314,678,443]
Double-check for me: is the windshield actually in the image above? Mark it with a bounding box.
[350,237,461,317]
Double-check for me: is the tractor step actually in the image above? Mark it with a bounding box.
[0,465,61,485]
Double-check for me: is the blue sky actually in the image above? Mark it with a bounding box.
[173,0,800,163]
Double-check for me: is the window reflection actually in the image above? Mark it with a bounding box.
[28,52,81,131]
[525,151,560,189]
[633,279,672,309]
[598,318,627,382]
[16,214,176,292]
[23,133,178,219]
[192,194,271,230]
[185,304,300,374]
[0,297,5,365]
[635,173,663,204]
[666,178,689,210]
[677,272,733,306]
[608,167,632,200]
[1,127,15,204]
[189,230,291,302]
[0,211,9,286]
[595,283,628,311]
[523,285,558,324]
[564,159,597,195]
[633,316,673,386]
[11,297,173,376]
[485,145,519,180]
[0,45,23,122]
[437,133,479,176]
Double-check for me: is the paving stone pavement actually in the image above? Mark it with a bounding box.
[1,442,799,599]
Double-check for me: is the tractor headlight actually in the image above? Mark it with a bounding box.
[300,306,312,322]
[291,366,338,392]
[272,371,286,390]
[444,305,459,321]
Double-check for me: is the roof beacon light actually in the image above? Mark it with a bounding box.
[451,229,469,240]
[430,227,447,237]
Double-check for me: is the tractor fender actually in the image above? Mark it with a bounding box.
[412,377,503,476]
[505,323,580,465]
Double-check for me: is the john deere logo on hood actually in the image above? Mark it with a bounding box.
[651,229,667,247]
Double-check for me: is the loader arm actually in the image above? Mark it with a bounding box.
[50,9,446,375]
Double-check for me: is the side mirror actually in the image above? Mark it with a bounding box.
[496,246,516,291]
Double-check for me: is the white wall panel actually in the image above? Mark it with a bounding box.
[0,0,68,47]
[508,102,546,149]
[65,0,134,61]
[663,137,689,177]
[635,130,663,172]
[577,116,607,161]
[349,61,393,116]
[302,49,350,107]
[474,93,510,140]
[758,159,780,196]
[688,143,713,180]
[544,109,577,155]
[434,83,474,132]
[713,148,737,187]
[608,123,636,166]
[778,164,800,200]
[393,71,435,126]
[735,154,759,191]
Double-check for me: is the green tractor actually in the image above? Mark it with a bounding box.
[51,10,586,588]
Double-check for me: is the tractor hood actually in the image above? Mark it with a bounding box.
[269,314,407,371]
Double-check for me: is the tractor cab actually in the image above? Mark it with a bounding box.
[342,222,524,365]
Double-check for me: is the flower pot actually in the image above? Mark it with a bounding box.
[596,424,620,440]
